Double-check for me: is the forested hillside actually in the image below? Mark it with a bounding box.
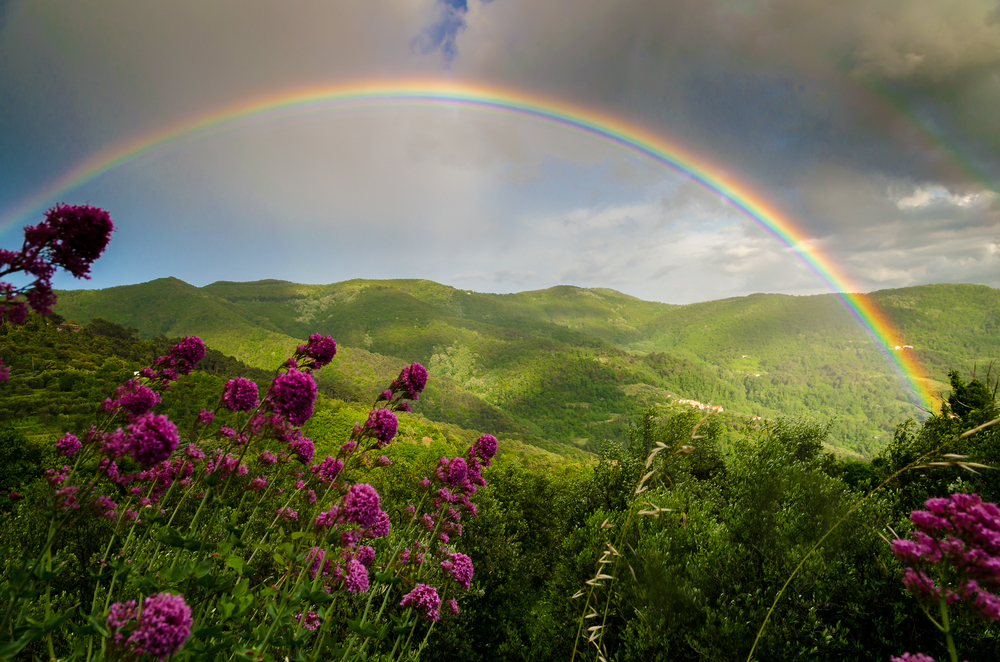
[51,278,1000,455]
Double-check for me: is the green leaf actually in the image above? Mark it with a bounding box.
[86,613,110,638]
[225,554,245,574]
[155,526,186,548]
[221,601,236,619]
[195,558,214,579]
[232,577,249,598]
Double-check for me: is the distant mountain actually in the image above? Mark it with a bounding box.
[53,279,1000,455]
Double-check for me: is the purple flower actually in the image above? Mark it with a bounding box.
[356,545,375,567]
[313,507,338,530]
[168,337,206,375]
[197,409,215,424]
[0,360,8,381]
[222,377,259,412]
[391,363,428,400]
[443,457,468,486]
[344,558,369,593]
[890,655,936,662]
[270,369,317,426]
[35,204,114,279]
[259,450,277,465]
[441,552,474,590]
[249,476,268,492]
[400,583,441,621]
[376,455,393,467]
[126,413,179,469]
[306,547,327,579]
[125,592,192,660]
[344,483,381,527]
[114,380,161,416]
[366,408,398,447]
[894,493,1000,619]
[311,456,343,484]
[446,598,460,615]
[365,510,391,539]
[55,433,81,457]
[288,435,315,465]
[276,507,298,522]
[297,610,321,631]
[107,599,137,628]
[475,434,497,462]
[297,334,337,369]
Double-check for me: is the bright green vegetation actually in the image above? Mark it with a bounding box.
[51,278,1000,456]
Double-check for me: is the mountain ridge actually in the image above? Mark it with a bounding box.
[52,278,1000,455]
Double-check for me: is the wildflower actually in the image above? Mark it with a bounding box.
[114,380,161,416]
[197,408,215,424]
[892,493,1000,619]
[276,507,298,522]
[890,654,936,662]
[475,434,498,463]
[344,558,369,593]
[249,476,268,492]
[441,457,468,486]
[124,592,193,660]
[93,495,118,518]
[311,456,343,483]
[365,408,398,447]
[297,611,321,631]
[306,547,327,579]
[356,545,375,567]
[31,204,114,280]
[185,444,205,460]
[365,510,391,539]
[297,334,337,369]
[376,455,393,467]
[107,600,138,642]
[126,413,179,469]
[446,598,460,615]
[258,450,277,465]
[391,363,428,400]
[222,377,259,412]
[441,552,474,589]
[400,583,441,621]
[344,483,382,527]
[270,369,317,426]
[166,337,206,375]
[46,465,71,485]
[314,507,338,530]
[55,433,81,457]
[288,435,315,464]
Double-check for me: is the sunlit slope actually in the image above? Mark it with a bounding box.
[54,278,1000,454]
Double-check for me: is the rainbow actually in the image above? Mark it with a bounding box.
[0,79,937,411]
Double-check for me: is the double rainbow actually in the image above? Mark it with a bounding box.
[1,80,937,411]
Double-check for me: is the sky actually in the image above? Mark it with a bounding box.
[1,0,998,305]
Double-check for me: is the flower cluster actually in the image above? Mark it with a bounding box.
[105,379,161,417]
[108,592,192,660]
[296,333,337,369]
[892,493,1000,621]
[222,377,260,412]
[400,583,441,622]
[1,203,114,379]
[269,369,318,426]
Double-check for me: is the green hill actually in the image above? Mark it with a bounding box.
[51,278,1000,455]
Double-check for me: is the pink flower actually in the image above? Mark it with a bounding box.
[400,583,441,621]
[55,433,81,457]
[124,592,192,660]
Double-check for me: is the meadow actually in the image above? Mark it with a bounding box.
[2,206,999,661]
